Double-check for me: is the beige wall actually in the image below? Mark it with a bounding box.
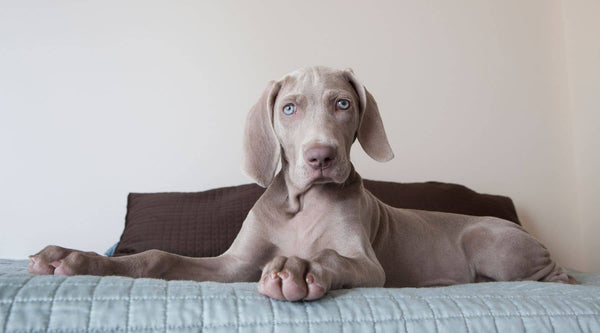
[0,1,597,271]
[561,0,600,271]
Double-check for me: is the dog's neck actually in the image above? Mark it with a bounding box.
[272,164,363,215]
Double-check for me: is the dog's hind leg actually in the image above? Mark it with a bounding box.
[461,217,573,284]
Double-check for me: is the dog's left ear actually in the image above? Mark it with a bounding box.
[344,69,394,162]
[241,80,282,187]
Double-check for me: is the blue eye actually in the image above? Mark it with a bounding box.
[283,103,296,115]
[336,99,350,110]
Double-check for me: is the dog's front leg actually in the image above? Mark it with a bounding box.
[28,245,262,282]
[29,216,271,282]
[258,249,385,301]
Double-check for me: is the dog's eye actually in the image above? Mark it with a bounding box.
[283,103,296,116]
[336,99,350,110]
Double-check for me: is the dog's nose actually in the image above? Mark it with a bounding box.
[304,145,336,169]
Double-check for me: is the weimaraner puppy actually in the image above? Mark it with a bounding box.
[29,66,572,301]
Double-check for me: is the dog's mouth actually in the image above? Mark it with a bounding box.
[310,174,334,184]
[305,165,347,185]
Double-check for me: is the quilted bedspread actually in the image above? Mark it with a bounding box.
[1,259,599,332]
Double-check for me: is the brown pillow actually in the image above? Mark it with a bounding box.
[114,180,520,257]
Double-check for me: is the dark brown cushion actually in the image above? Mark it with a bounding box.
[362,180,520,223]
[114,180,520,257]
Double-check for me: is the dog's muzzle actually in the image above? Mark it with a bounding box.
[303,144,337,170]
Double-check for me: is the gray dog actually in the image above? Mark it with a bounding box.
[29,67,572,301]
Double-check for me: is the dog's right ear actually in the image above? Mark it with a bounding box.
[242,80,282,187]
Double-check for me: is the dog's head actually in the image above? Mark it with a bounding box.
[242,67,394,189]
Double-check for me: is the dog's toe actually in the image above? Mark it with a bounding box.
[52,260,75,276]
[258,271,285,300]
[279,270,308,301]
[304,274,327,300]
[27,256,55,275]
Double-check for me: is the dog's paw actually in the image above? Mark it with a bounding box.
[258,256,331,301]
[28,245,103,276]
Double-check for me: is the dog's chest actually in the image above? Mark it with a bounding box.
[278,211,328,256]
[275,195,352,258]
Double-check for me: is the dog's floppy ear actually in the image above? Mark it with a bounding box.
[344,70,394,162]
[242,80,282,187]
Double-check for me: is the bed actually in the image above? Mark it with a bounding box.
[2,181,599,332]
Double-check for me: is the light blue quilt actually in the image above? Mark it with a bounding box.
[1,259,599,332]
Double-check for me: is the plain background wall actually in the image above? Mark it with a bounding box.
[0,1,597,271]
[561,0,600,271]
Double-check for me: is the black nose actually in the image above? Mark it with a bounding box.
[304,145,336,169]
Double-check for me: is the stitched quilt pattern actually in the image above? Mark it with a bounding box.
[1,260,600,332]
